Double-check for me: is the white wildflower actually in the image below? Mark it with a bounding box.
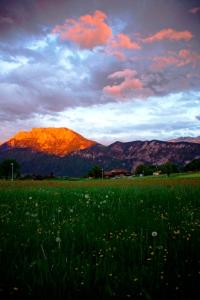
[31,213,38,218]
[56,237,61,243]
[152,231,158,237]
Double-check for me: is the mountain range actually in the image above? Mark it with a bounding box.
[0,127,200,176]
[169,136,200,144]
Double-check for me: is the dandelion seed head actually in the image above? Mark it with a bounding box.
[152,231,158,237]
[31,213,38,218]
[55,237,61,243]
[156,245,163,250]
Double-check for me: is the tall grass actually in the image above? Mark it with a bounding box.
[0,181,200,299]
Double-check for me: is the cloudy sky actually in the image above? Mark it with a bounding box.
[0,0,200,144]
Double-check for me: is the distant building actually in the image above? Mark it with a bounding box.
[104,169,131,178]
[153,171,162,176]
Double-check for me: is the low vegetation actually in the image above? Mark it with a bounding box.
[0,159,20,179]
[1,158,200,180]
[0,177,200,299]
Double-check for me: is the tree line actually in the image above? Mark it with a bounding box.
[0,158,200,179]
[87,159,200,178]
[135,159,200,176]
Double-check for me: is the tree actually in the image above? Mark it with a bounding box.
[184,159,200,172]
[160,162,178,177]
[88,165,102,178]
[135,164,157,176]
[135,164,145,175]
[0,159,20,179]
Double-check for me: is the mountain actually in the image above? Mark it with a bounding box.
[3,127,96,156]
[169,136,200,144]
[73,140,200,172]
[0,128,200,176]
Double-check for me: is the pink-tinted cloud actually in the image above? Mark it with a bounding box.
[190,7,200,14]
[0,16,14,24]
[109,50,126,61]
[106,33,141,60]
[144,28,193,43]
[103,69,143,97]
[110,33,141,50]
[151,49,200,70]
[108,69,137,79]
[52,10,112,49]
[177,49,200,67]
[152,55,179,70]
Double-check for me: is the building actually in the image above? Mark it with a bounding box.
[153,171,162,176]
[104,169,131,178]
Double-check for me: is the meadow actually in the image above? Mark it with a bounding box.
[0,175,200,299]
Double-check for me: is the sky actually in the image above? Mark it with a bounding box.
[0,0,200,145]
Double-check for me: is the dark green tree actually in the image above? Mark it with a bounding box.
[160,162,178,176]
[135,164,145,175]
[184,159,200,172]
[0,159,20,179]
[88,165,103,178]
[145,165,157,176]
[135,164,157,176]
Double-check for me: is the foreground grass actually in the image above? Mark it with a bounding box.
[0,178,200,299]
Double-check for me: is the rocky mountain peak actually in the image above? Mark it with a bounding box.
[6,127,96,156]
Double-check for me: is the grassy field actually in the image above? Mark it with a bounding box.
[1,175,200,299]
